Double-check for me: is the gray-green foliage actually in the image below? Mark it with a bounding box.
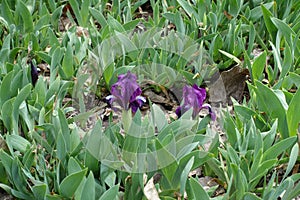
[0,0,299,199]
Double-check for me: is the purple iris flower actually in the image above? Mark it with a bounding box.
[175,84,216,120]
[106,71,146,113]
[30,61,38,86]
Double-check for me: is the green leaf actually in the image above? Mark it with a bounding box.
[11,159,28,194]
[244,192,262,200]
[90,7,107,28]
[158,119,196,140]
[99,184,119,200]
[264,172,280,199]
[252,51,266,81]
[205,158,226,182]
[0,183,12,195]
[80,172,95,200]
[0,71,14,108]
[151,104,168,131]
[269,41,282,73]
[1,98,14,132]
[222,111,238,148]
[283,143,299,180]
[280,43,292,79]
[45,77,60,106]
[46,194,63,200]
[68,157,82,174]
[0,37,10,64]
[11,189,33,199]
[282,180,300,200]
[69,0,82,26]
[35,52,52,64]
[51,6,63,31]
[228,0,242,17]
[103,64,115,88]
[179,150,212,171]
[1,0,14,25]
[58,109,70,150]
[174,11,185,34]
[287,88,300,136]
[123,19,140,31]
[261,4,277,42]
[176,142,198,160]
[218,49,242,65]
[263,136,297,160]
[180,157,194,195]
[231,163,248,199]
[6,135,31,153]
[247,22,256,56]
[32,184,47,200]
[227,145,240,165]
[80,0,90,27]
[22,147,35,170]
[50,48,64,82]
[289,72,300,88]
[188,177,210,200]
[254,81,288,138]
[114,31,138,56]
[262,120,277,150]
[62,43,74,79]
[56,131,67,162]
[32,131,53,153]
[176,0,200,23]
[107,14,125,32]
[86,121,119,168]
[34,13,51,32]
[249,159,277,189]
[0,150,13,177]
[156,139,177,185]
[271,17,295,45]
[12,84,32,133]
[16,0,34,33]
[59,168,87,198]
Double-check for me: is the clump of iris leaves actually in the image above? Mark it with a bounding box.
[0,0,300,200]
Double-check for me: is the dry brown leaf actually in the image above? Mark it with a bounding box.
[208,66,249,105]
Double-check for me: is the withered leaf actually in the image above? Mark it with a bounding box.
[208,66,249,105]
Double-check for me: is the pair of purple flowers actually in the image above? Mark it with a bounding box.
[106,71,215,120]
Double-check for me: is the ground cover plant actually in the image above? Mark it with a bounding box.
[0,0,300,199]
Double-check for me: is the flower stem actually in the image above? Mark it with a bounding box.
[122,109,132,133]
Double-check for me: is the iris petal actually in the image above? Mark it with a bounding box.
[176,84,215,120]
[202,104,216,121]
[175,106,182,117]
[130,96,146,113]
[106,71,145,113]
[105,95,115,105]
[30,62,38,86]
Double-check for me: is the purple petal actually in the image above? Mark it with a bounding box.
[110,71,139,109]
[117,73,126,80]
[176,84,213,120]
[110,84,127,109]
[30,62,38,86]
[175,106,182,117]
[129,96,146,113]
[108,71,144,112]
[210,111,216,121]
[179,84,206,118]
[191,84,206,108]
[105,95,115,106]
[202,104,216,121]
[129,87,142,104]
